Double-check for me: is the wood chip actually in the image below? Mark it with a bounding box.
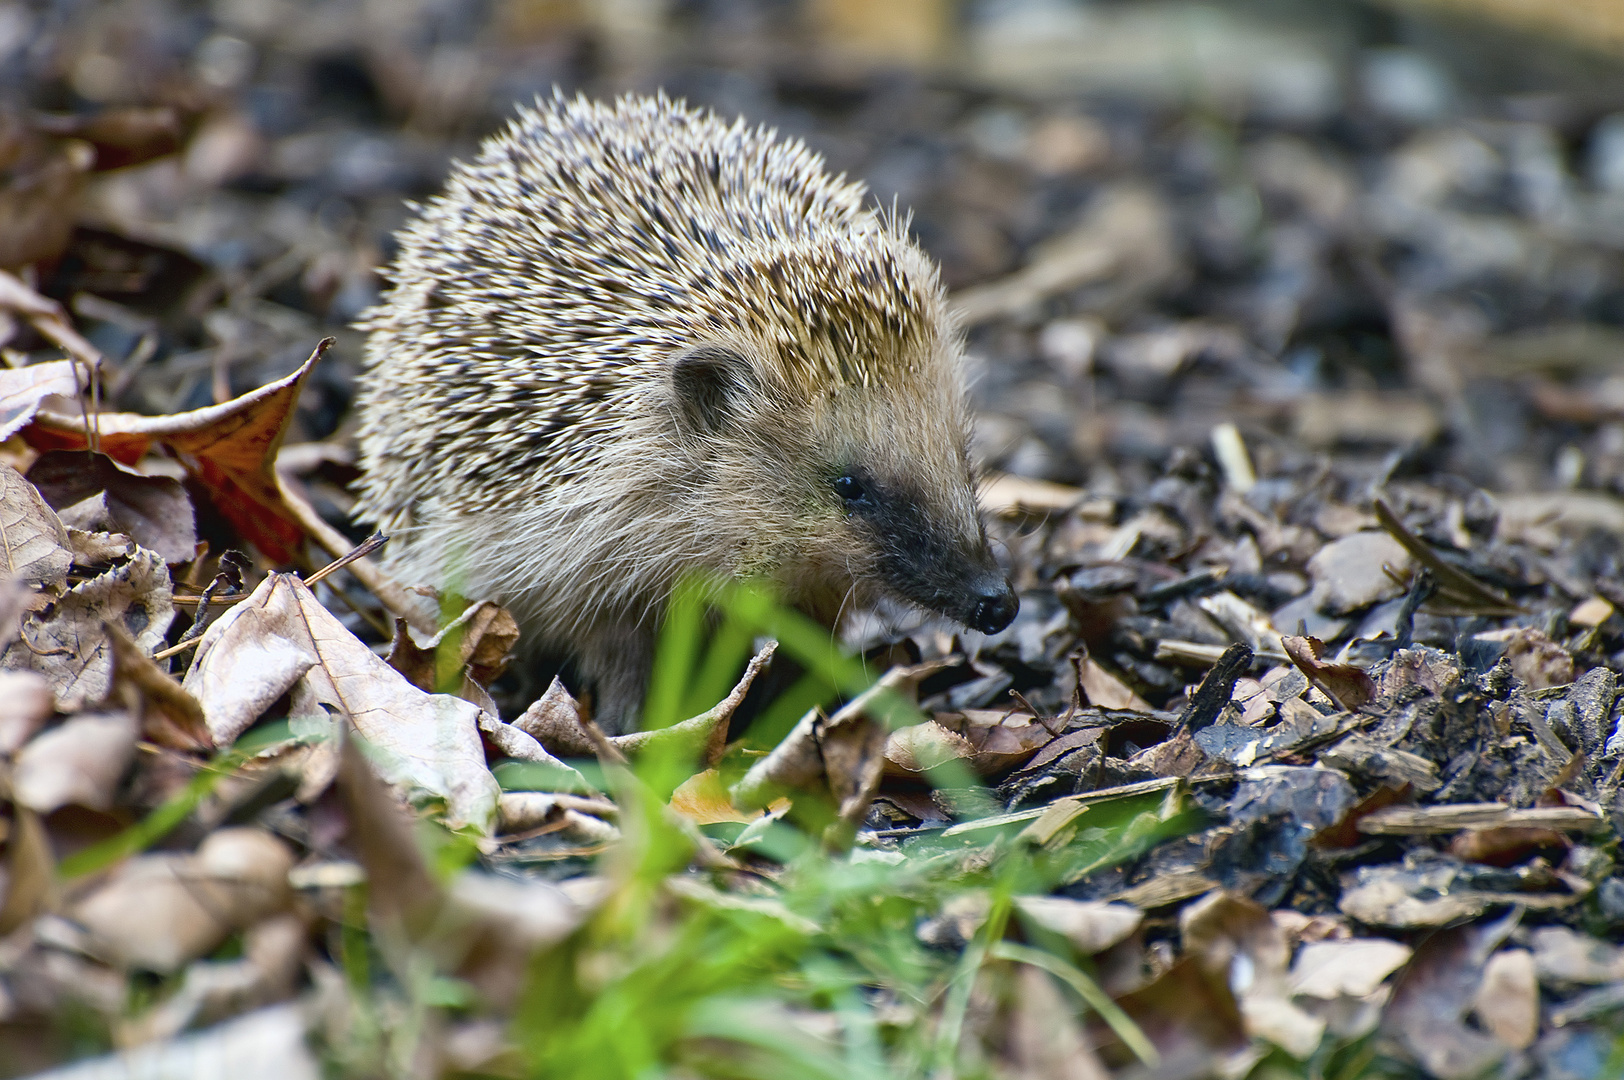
[1112,870,1218,909]
[1356,803,1604,835]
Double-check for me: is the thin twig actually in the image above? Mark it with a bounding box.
[1373,498,1523,616]
[275,469,434,635]
[304,531,389,588]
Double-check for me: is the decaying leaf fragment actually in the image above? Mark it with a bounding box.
[1280,635,1375,711]
[731,662,934,825]
[512,676,597,757]
[106,622,212,751]
[611,641,776,766]
[387,599,520,707]
[3,542,174,711]
[512,643,775,770]
[884,720,977,777]
[182,571,499,831]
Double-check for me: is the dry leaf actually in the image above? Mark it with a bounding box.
[0,462,73,589]
[0,668,53,753]
[1006,961,1112,1080]
[1076,654,1153,711]
[3,545,174,710]
[0,133,93,268]
[335,734,595,1007]
[12,710,137,813]
[0,267,104,370]
[1181,891,1326,1059]
[387,600,521,702]
[1380,916,1517,1079]
[118,913,309,1047]
[1529,925,1624,987]
[1280,635,1375,710]
[27,450,197,563]
[935,709,1062,773]
[884,720,977,776]
[34,105,184,171]
[182,572,499,831]
[1013,895,1143,954]
[1496,627,1574,690]
[1473,949,1537,1049]
[1288,939,1412,1000]
[732,663,932,823]
[39,1005,321,1080]
[0,803,54,933]
[498,791,618,832]
[511,676,596,757]
[25,341,328,562]
[1108,956,1250,1074]
[73,828,295,973]
[611,642,777,767]
[68,528,136,565]
[106,622,212,752]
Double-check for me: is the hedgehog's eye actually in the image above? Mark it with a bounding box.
[834,473,870,506]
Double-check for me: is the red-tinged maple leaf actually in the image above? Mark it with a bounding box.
[23,339,329,563]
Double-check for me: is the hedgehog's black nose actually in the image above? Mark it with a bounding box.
[969,581,1019,634]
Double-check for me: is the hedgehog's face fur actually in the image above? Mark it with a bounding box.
[659,322,1017,638]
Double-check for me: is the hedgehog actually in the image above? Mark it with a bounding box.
[354,92,1018,731]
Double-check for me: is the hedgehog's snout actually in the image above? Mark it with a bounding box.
[967,576,1019,634]
[835,466,1018,634]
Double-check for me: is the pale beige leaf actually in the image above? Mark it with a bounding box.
[183,580,318,744]
[1288,938,1413,999]
[1077,655,1152,711]
[184,573,499,831]
[23,1004,319,1080]
[73,829,294,973]
[0,359,83,442]
[511,675,595,756]
[0,669,53,753]
[13,710,137,813]
[1474,949,1537,1049]
[1013,895,1143,954]
[1182,891,1326,1059]
[1006,962,1113,1080]
[884,720,977,775]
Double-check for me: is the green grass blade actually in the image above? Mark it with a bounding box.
[990,941,1159,1066]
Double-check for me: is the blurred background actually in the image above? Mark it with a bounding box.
[8,0,1624,519]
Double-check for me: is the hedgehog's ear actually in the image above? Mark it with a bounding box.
[671,345,754,432]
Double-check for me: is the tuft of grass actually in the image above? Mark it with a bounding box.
[492,578,1179,1080]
